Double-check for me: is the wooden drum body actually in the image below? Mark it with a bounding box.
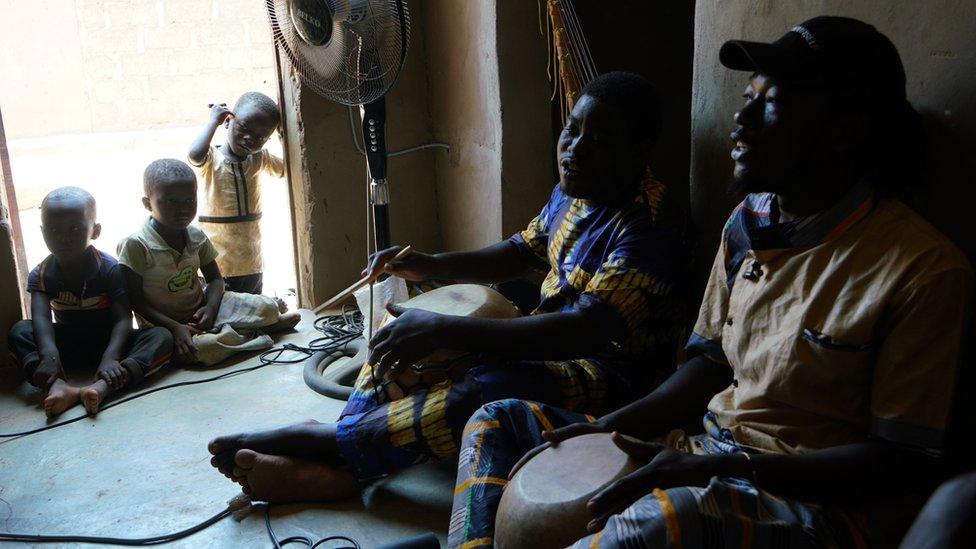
[495,433,641,549]
[376,284,520,400]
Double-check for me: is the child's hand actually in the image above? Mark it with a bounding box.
[208,102,234,126]
[33,354,63,388]
[172,324,201,362]
[97,359,129,390]
[189,306,216,332]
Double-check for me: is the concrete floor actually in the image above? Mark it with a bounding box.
[0,310,452,548]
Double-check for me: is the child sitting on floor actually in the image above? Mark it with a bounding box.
[117,159,300,365]
[8,187,174,417]
[187,92,284,296]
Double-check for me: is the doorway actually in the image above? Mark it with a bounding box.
[0,0,298,307]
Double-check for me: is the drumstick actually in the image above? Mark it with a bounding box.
[312,246,413,314]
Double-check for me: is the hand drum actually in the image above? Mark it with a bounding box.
[495,433,641,549]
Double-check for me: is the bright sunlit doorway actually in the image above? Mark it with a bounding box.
[0,0,298,308]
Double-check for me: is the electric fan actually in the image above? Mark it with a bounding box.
[266,0,410,250]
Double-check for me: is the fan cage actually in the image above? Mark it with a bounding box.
[266,0,410,106]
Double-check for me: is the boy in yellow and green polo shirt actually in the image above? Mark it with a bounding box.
[117,159,299,364]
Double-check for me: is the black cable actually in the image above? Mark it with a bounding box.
[264,503,360,549]
[0,507,233,545]
[1,307,364,439]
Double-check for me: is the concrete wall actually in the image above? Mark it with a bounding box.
[0,0,276,138]
[423,0,504,250]
[691,0,976,263]
[496,0,559,239]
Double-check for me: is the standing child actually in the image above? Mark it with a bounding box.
[188,91,284,295]
[117,159,299,365]
[8,187,173,417]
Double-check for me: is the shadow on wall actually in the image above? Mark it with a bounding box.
[916,100,976,262]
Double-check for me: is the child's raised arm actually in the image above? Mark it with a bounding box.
[28,292,62,388]
[190,261,225,332]
[121,266,199,362]
[188,103,234,165]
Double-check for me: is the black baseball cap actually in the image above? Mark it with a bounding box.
[719,16,907,100]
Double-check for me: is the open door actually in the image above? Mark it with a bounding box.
[0,105,29,361]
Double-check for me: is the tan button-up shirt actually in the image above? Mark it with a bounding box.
[689,184,973,455]
[190,145,284,278]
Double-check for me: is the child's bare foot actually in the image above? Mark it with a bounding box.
[230,449,359,503]
[43,379,81,418]
[80,379,112,415]
[266,311,301,333]
[273,297,289,314]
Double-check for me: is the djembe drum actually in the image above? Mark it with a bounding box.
[495,433,642,549]
[374,284,520,400]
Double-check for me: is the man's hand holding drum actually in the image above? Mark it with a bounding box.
[367,304,453,378]
[584,434,722,533]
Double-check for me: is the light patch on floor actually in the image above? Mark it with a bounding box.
[0,310,452,548]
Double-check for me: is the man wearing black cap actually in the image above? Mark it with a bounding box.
[447,17,973,548]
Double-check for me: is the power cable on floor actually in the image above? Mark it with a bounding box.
[264,503,361,549]
[0,506,234,545]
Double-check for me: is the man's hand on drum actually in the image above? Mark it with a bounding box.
[584,433,722,533]
[363,245,436,281]
[367,304,449,378]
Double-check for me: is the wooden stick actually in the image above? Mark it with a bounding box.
[312,246,413,314]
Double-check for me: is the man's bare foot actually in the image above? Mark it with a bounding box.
[80,379,112,415]
[231,449,359,503]
[208,419,337,477]
[43,379,81,418]
[266,311,301,333]
[273,297,289,314]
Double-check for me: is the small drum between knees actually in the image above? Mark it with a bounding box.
[495,433,641,549]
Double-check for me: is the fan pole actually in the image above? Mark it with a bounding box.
[362,99,391,251]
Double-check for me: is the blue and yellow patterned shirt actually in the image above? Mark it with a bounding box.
[509,174,686,388]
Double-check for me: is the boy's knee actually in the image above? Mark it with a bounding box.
[8,319,34,341]
[147,326,174,346]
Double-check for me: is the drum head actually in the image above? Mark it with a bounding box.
[390,284,520,319]
[495,433,640,549]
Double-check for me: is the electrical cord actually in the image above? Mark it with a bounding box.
[0,507,233,545]
[1,306,364,440]
[264,503,361,549]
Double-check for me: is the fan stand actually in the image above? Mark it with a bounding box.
[361,98,391,251]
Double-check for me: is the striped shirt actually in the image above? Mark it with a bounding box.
[27,246,126,329]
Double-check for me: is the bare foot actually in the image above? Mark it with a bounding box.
[43,379,81,418]
[231,449,359,503]
[266,311,301,333]
[208,419,335,477]
[273,297,289,314]
[80,379,112,415]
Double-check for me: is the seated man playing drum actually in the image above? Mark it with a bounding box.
[447,17,974,549]
[208,71,688,501]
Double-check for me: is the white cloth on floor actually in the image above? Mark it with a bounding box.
[193,324,274,366]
